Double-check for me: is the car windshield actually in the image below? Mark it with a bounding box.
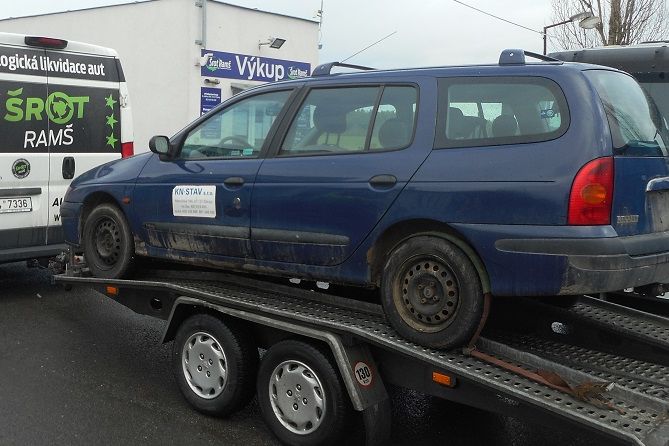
[585,70,669,157]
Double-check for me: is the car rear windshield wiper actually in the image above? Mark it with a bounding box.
[616,139,664,156]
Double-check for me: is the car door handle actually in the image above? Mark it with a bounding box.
[369,175,397,189]
[224,177,245,187]
[62,157,75,180]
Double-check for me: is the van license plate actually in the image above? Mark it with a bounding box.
[0,197,32,213]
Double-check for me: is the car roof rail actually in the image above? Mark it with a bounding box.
[499,49,563,65]
[311,61,375,77]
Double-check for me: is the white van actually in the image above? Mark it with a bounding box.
[0,32,133,263]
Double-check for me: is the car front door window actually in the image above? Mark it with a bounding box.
[182,90,291,159]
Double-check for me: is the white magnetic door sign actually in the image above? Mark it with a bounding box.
[172,185,216,218]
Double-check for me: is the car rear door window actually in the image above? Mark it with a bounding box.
[181,90,291,159]
[435,77,569,148]
[585,70,669,157]
[280,85,417,155]
[369,86,417,150]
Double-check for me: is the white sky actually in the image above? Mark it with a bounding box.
[0,0,562,67]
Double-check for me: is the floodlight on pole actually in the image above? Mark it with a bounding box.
[579,16,602,29]
[259,37,286,50]
[543,11,600,54]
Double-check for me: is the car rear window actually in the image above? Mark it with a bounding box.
[585,70,669,157]
[435,77,569,149]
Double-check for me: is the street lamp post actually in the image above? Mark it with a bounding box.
[543,12,601,54]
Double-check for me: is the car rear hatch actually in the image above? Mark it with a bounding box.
[584,70,669,245]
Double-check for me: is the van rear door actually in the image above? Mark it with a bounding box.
[584,70,669,238]
[0,43,51,258]
[45,49,123,244]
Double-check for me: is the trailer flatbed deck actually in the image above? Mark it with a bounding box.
[54,270,669,446]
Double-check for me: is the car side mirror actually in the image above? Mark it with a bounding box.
[149,135,176,160]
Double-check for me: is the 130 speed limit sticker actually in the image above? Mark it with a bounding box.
[353,361,373,387]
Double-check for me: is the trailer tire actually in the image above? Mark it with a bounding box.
[381,235,484,349]
[257,340,352,446]
[82,203,134,279]
[173,314,258,417]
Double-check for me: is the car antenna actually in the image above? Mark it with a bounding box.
[340,31,397,63]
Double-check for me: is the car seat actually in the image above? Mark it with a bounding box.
[446,107,467,139]
[447,107,488,140]
[492,114,519,137]
[378,118,410,149]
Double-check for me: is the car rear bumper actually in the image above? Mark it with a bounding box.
[496,230,669,258]
[496,230,669,294]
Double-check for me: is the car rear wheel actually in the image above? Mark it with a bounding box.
[381,236,484,349]
[82,203,134,279]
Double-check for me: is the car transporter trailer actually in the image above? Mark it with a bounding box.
[54,264,669,446]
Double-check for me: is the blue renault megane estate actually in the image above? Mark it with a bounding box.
[61,50,669,348]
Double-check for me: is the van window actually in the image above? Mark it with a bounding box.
[636,73,669,129]
[281,85,417,155]
[585,70,669,157]
[435,77,569,148]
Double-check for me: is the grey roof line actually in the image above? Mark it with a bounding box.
[0,0,318,24]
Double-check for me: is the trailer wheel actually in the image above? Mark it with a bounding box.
[381,236,484,349]
[82,203,134,279]
[257,340,352,446]
[173,314,258,416]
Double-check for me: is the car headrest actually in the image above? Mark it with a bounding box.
[446,107,467,138]
[492,114,519,138]
[378,118,410,149]
[313,105,347,134]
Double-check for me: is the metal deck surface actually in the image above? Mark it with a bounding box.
[568,297,669,346]
[489,332,669,402]
[56,274,669,446]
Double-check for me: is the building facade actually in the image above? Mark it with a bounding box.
[0,0,319,151]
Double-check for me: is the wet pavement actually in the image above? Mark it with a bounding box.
[0,262,607,445]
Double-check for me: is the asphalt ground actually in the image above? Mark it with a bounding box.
[0,262,605,446]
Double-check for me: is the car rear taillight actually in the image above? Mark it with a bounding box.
[25,36,68,49]
[568,157,614,225]
[121,142,134,158]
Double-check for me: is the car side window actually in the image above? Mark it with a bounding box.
[181,90,291,159]
[435,77,569,148]
[369,86,417,150]
[280,85,417,155]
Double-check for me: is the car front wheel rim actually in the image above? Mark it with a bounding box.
[93,217,121,267]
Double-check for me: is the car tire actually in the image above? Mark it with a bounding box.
[172,314,258,417]
[257,339,352,446]
[82,203,134,279]
[381,235,484,349]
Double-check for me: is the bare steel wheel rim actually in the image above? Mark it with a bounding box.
[268,360,326,435]
[92,216,122,267]
[394,256,460,332]
[182,331,228,399]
